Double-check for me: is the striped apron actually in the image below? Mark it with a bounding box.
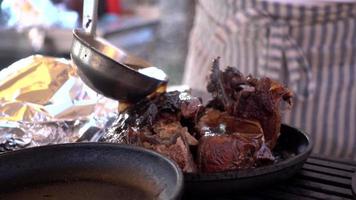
[184,0,356,159]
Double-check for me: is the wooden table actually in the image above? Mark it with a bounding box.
[185,155,356,200]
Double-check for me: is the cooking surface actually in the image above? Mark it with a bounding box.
[185,155,356,199]
[1,180,154,200]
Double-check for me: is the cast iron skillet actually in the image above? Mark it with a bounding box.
[184,124,313,196]
[0,143,183,200]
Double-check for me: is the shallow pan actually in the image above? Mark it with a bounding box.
[0,143,183,200]
[184,124,313,195]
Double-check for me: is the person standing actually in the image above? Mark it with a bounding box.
[184,0,356,159]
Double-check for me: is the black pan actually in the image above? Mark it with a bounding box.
[184,124,313,196]
[0,143,183,200]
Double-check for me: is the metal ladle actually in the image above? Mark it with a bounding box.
[71,0,167,102]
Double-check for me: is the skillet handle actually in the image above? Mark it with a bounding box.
[82,0,98,36]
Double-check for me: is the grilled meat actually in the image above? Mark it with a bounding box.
[102,91,202,172]
[101,57,292,173]
[207,57,292,148]
[197,109,274,172]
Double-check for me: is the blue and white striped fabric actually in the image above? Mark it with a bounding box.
[184,0,356,159]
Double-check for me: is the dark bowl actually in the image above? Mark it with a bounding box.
[184,124,313,196]
[0,143,183,200]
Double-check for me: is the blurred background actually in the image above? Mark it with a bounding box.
[0,0,195,85]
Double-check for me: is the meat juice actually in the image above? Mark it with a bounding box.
[118,81,168,112]
[1,181,155,200]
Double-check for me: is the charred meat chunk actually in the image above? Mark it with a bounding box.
[101,91,202,172]
[207,57,292,148]
[197,109,274,172]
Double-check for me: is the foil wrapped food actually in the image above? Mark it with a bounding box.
[0,55,118,152]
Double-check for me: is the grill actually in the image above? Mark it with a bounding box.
[184,155,356,199]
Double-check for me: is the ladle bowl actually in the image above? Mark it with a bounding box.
[70,0,167,102]
[71,29,167,102]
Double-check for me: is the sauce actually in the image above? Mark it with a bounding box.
[118,82,168,113]
[116,64,168,113]
[1,181,156,200]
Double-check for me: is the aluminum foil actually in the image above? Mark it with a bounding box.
[0,55,118,152]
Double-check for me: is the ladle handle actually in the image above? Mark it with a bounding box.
[83,0,98,36]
